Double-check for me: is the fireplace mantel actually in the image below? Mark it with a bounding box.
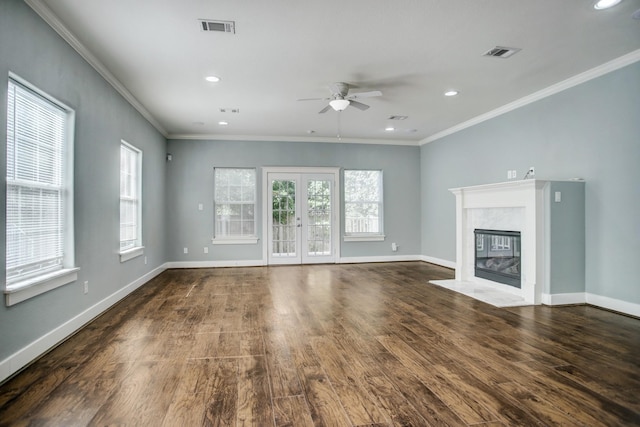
[449,179,584,305]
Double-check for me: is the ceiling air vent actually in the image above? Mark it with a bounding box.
[388,115,408,120]
[199,19,235,34]
[483,46,521,59]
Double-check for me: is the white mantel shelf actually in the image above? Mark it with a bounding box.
[448,179,587,306]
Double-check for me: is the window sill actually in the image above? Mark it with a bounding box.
[5,267,80,306]
[119,246,145,263]
[212,237,259,245]
[343,234,386,242]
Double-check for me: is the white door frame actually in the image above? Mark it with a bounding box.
[262,167,340,265]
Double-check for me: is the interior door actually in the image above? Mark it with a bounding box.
[267,172,335,265]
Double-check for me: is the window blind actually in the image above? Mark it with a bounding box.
[119,143,140,250]
[214,168,256,238]
[6,80,66,283]
[344,170,383,234]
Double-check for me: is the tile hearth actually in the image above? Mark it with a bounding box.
[429,279,530,308]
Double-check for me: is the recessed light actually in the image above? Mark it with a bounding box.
[218,121,228,126]
[444,90,459,97]
[385,127,395,132]
[205,75,221,82]
[594,0,621,9]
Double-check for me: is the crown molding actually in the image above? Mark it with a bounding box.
[420,48,640,145]
[24,0,169,138]
[167,133,421,146]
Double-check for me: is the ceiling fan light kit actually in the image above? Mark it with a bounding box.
[594,0,621,9]
[329,99,350,111]
[298,82,382,114]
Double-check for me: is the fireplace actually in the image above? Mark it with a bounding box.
[447,179,585,306]
[474,229,521,288]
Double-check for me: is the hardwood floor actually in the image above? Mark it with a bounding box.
[1,262,639,426]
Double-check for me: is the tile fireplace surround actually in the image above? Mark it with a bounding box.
[440,179,584,306]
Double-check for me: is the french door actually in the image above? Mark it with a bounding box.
[265,170,337,265]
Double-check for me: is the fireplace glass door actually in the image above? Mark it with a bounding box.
[474,229,521,288]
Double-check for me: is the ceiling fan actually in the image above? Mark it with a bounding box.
[298,82,382,113]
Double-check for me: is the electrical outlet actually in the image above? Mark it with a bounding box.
[184,247,188,254]
[528,166,535,177]
[391,242,398,252]
[144,256,148,265]
[83,281,89,294]
[204,247,209,254]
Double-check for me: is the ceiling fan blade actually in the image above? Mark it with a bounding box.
[318,104,332,114]
[349,100,370,111]
[347,90,382,100]
[298,97,330,101]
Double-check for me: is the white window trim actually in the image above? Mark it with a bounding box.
[213,167,258,241]
[119,140,143,261]
[343,234,386,242]
[119,246,145,262]
[211,237,259,245]
[343,169,385,241]
[5,73,78,305]
[5,268,80,306]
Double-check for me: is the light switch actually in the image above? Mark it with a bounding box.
[555,191,562,202]
[198,203,204,211]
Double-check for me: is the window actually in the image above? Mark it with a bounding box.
[213,168,257,243]
[344,170,384,241]
[119,141,143,261]
[5,76,77,305]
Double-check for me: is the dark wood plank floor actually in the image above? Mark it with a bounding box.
[1,262,639,426]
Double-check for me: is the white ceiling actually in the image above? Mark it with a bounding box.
[27,0,640,145]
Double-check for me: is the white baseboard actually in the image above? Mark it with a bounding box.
[586,293,640,318]
[338,255,420,264]
[542,292,587,306]
[0,263,167,384]
[418,255,456,269]
[542,291,639,317]
[165,260,266,269]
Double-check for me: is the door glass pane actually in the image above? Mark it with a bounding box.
[272,180,296,257]
[306,180,331,256]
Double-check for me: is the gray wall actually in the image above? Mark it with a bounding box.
[547,181,585,295]
[0,1,168,361]
[166,139,421,262]
[421,61,640,303]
